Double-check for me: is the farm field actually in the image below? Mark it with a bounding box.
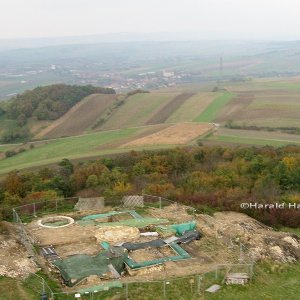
[35,94,117,139]
[0,128,140,174]
[123,122,213,147]
[166,92,218,123]
[3,77,300,174]
[213,78,300,127]
[100,92,180,130]
[206,128,300,146]
[194,93,235,122]
[0,122,214,174]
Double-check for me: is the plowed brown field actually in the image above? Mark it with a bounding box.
[123,122,213,147]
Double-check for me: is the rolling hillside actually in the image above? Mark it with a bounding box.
[99,92,180,130]
[0,122,213,175]
[35,93,117,139]
[3,77,300,175]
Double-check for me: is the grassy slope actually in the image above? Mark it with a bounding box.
[101,92,178,130]
[194,93,234,122]
[0,128,140,174]
[0,277,36,300]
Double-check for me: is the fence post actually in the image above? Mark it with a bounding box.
[33,203,36,217]
[125,282,128,300]
[55,199,58,212]
[250,263,254,278]
[197,275,201,296]
[215,266,218,280]
[12,209,16,222]
[159,197,162,210]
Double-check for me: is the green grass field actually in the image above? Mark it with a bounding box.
[0,128,140,174]
[0,126,182,175]
[206,127,300,147]
[194,93,234,122]
[207,134,300,147]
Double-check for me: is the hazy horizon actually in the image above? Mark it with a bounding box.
[2,0,300,41]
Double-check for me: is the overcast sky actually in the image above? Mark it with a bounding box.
[1,0,300,40]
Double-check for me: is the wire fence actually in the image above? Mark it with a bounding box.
[11,195,254,300]
[50,263,254,299]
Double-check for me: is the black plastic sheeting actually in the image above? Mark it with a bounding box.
[177,230,201,244]
[122,230,201,251]
[122,239,165,251]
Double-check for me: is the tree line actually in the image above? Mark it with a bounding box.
[1,145,300,228]
[0,84,115,143]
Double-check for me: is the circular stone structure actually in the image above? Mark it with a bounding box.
[37,216,75,229]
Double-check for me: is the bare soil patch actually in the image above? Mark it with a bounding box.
[123,122,213,147]
[0,222,37,278]
[196,212,300,263]
[130,246,176,263]
[148,204,194,223]
[55,241,100,259]
[98,124,170,150]
[95,226,140,244]
[26,222,96,246]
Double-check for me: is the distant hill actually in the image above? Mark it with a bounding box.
[0,84,115,143]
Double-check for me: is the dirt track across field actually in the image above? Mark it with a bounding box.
[122,122,213,147]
